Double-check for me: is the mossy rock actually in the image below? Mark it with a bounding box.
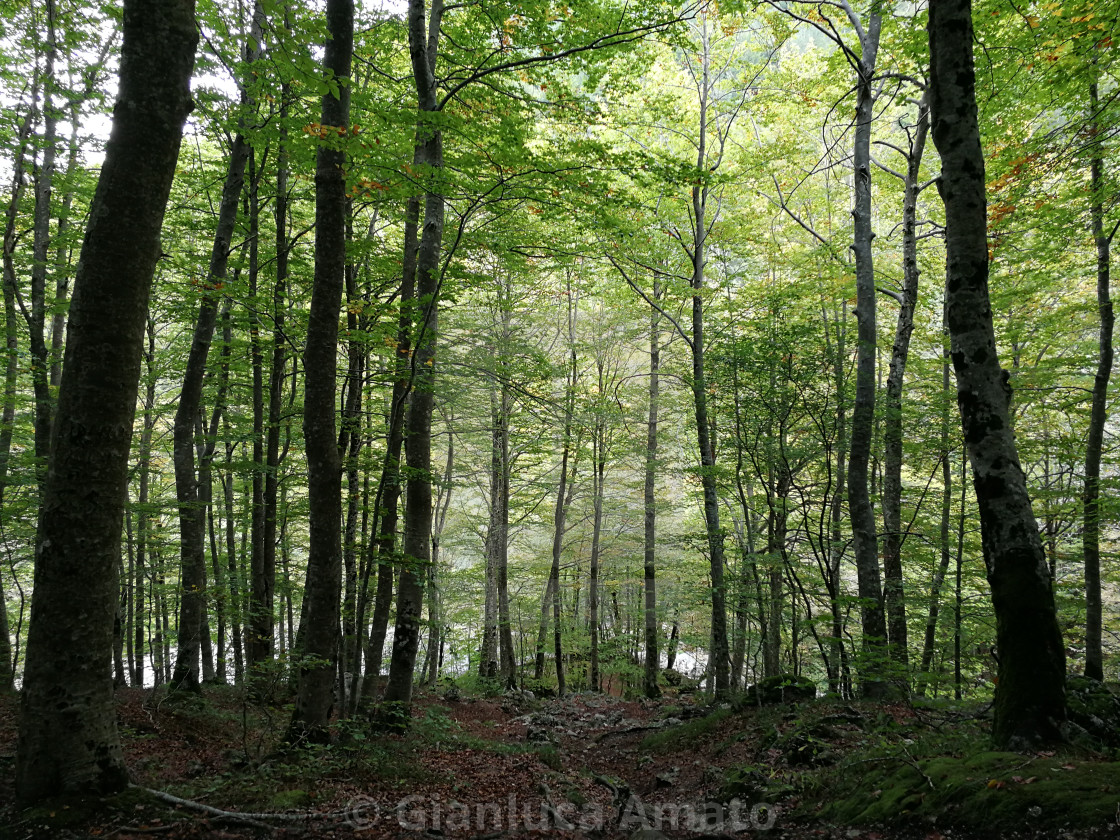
[1066,675,1120,750]
[817,750,1120,832]
[741,674,816,706]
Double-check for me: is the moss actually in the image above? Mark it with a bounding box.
[268,788,313,809]
[815,750,1120,832]
[640,707,734,753]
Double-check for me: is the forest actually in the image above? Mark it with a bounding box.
[1,0,1119,835]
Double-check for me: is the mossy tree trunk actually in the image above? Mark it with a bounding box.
[928,0,1067,748]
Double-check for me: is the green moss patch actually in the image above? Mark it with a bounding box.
[640,707,734,753]
[816,750,1120,832]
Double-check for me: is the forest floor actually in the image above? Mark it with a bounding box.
[2,682,1120,840]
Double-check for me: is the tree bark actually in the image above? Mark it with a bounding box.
[688,19,730,699]
[881,96,929,683]
[917,334,955,695]
[844,4,889,697]
[928,0,1067,747]
[1082,78,1112,682]
[286,0,353,745]
[643,280,661,699]
[381,0,444,720]
[15,0,196,803]
[170,135,248,692]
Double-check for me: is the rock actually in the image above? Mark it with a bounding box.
[527,725,557,744]
[741,673,816,706]
[721,763,768,802]
[654,766,679,788]
[1065,675,1120,749]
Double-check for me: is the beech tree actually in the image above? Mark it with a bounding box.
[928,0,1068,747]
[15,0,197,803]
[286,0,353,744]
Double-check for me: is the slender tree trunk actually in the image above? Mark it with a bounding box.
[534,575,556,681]
[14,0,196,802]
[426,426,454,687]
[643,281,661,698]
[688,22,731,698]
[1083,78,1113,682]
[381,0,445,721]
[480,379,500,676]
[881,96,929,682]
[547,320,579,697]
[928,0,1067,747]
[589,401,605,693]
[286,0,353,745]
[28,1,59,492]
[918,336,955,695]
[494,379,516,689]
[357,199,417,703]
[170,134,248,692]
[247,144,268,674]
[222,443,244,682]
[254,77,291,677]
[845,7,889,698]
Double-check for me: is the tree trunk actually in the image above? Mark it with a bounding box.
[845,6,889,698]
[1082,78,1112,682]
[254,74,291,677]
[688,21,730,699]
[918,337,956,695]
[426,425,454,687]
[28,2,59,493]
[381,0,444,721]
[170,134,249,692]
[643,280,661,699]
[356,196,418,705]
[14,0,196,803]
[928,0,1067,747]
[286,0,353,745]
[881,96,929,682]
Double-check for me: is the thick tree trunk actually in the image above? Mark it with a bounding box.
[286,0,353,745]
[1083,78,1112,683]
[14,0,196,804]
[928,0,1067,747]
